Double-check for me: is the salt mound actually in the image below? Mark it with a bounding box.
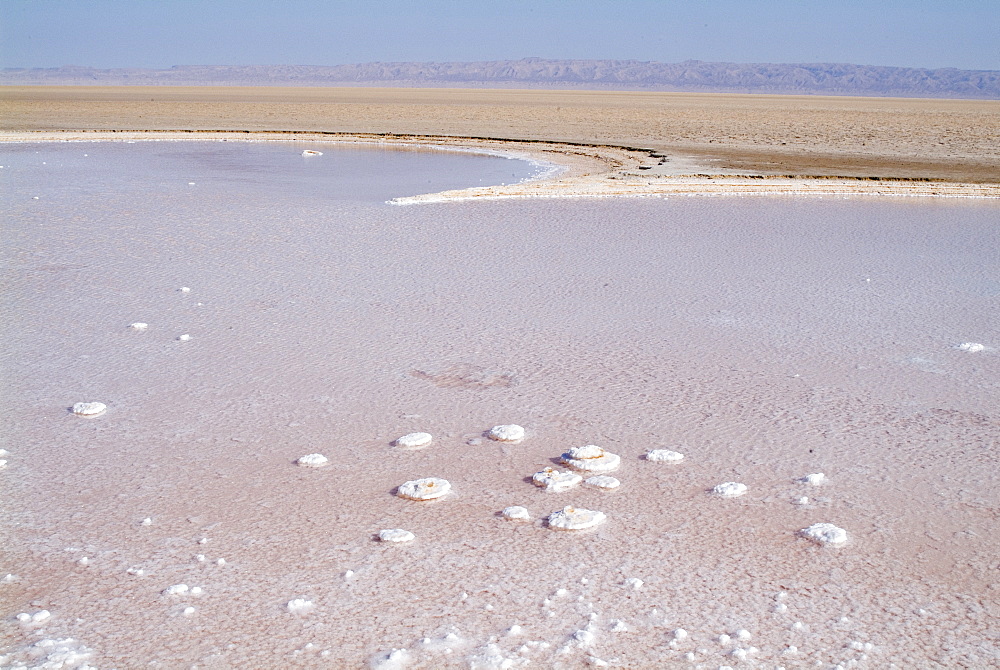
[502,505,530,521]
[585,475,620,490]
[296,453,329,467]
[800,472,827,486]
[397,477,451,500]
[301,150,323,156]
[163,584,189,596]
[532,467,582,492]
[488,424,525,442]
[958,342,985,352]
[548,505,606,531]
[287,598,314,614]
[561,445,621,472]
[129,322,148,331]
[72,401,106,417]
[800,522,848,546]
[713,482,748,497]
[646,449,685,463]
[395,432,432,449]
[379,529,415,543]
[177,333,191,341]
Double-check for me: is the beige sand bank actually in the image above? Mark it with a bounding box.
[2,86,999,199]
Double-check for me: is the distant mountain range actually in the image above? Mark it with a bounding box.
[3,59,998,99]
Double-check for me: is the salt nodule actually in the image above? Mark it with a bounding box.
[561,445,621,472]
[163,584,189,596]
[179,286,191,293]
[488,424,525,442]
[378,529,416,543]
[72,401,106,417]
[140,517,152,526]
[801,472,828,486]
[532,467,583,492]
[547,505,606,531]
[585,475,620,490]
[712,482,748,497]
[183,606,196,615]
[287,598,314,614]
[673,628,688,640]
[394,432,433,449]
[296,453,329,467]
[301,150,323,156]
[177,333,191,341]
[799,522,848,546]
[397,477,451,500]
[735,629,752,641]
[623,577,643,590]
[958,342,985,352]
[0,460,7,470]
[646,449,685,463]
[502,506,530,521]
[16,610,51,623]
[129,322,148,331]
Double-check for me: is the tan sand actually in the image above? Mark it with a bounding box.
[2,85,999,199]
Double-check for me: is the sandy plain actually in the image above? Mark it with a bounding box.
[1,85,999,199]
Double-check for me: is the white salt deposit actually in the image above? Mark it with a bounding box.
[128,322,148,330]
[584,475,620,490]
[286,598,314,614]
[379,529,416,543]
[801,472,828,485]
[561,445,621,472]
[296,453,329,467]
[958,342,985,352]
[488,424,525,442]
[179,286,191,293]
[623,577,643,590]
[163,584,189,596]
[712,482,748,497]
[800,522,849,546]
[795,496,810,506]
[301,150,323,156]
[394,432,433,448]
[673,628,688,640]
[17,610,51,624]
[177,333,191,341]
[0,460,7,470]
[141,517,152,525]
[646,449,685,463]
[547,505,606,531]
[72,401,106,416]
[735,629,751,641]
[532,467,583,492]
[502,505,530,521]
[397,477,451,500]
[183,606,196,615]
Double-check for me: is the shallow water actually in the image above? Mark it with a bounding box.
[1,142,998,669]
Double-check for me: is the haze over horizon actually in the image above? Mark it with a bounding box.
[2,0,998,72]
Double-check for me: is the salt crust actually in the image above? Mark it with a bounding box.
[301,150,323,156]
[584,475,620,490]
[958,342,985,352]
[397,477,451,500]
[72,401,106,416]
[548,505,606,530]
[800,522,848,545]
[296,453,329,467]
[502,505,530,521]
[16,610,51,623]
[395,432,433,448]
[287,598,314,614]
[713,482,748,497]
[646,449,685,463]
[0,460,7,470]
[532,467,583,493]
[379,529,415,543]
[801,472,827,485]
[488,424,525,442]
[128,322,148,330]
[561,445,621,472]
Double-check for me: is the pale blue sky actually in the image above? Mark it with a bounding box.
[2,0,998,71]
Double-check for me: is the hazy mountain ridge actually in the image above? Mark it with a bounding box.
[3,58,998,98]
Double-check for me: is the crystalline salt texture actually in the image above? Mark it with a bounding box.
[532,468,582,493]
[646,449,685,463]
[800,522,848,546]
[72,402,106,416]
[378,529,415,543]
[395,432,433,449]
[397,477,451,500]
[561,445,621,472]
[287,598,314,614]
[712,482,747,497]
[502,506,530,521]
[585,475,620,490]
[296,453,329,467]
[548,505,606,530]
[488,424,525,442]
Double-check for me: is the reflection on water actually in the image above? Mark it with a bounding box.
[1,142,998,668]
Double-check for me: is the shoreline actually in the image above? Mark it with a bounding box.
[4,128,999,201]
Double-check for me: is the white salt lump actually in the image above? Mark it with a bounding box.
[958,342,985,352]
[397,477,451,500]
[585,475,620,490]
[801,472,827,486]
[488,424,525,442]
[162,584,189,596]
[561,445,621,472]
[395,432,432,449]
[800,522,848,546]
[646,448,685,463]
[177,333,191,341]
[379,529,415,543]
[548,505,606,531]
[713,482,748,497]
[532,467,583,493]
[72,401,106,416]
[129,322,148,331]
[502,506,530,521]
[301,150,323,156]
[296,453,329,467]
[287,598,314,614]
